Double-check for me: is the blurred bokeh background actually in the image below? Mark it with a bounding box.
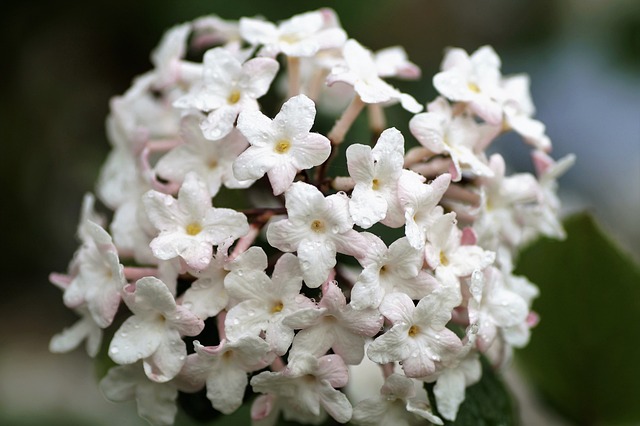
[1,0,638,424]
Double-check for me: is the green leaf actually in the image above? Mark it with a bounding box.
[429,357,518,426]
[515,213,640,425]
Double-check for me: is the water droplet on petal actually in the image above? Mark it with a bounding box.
[110,347,119,354]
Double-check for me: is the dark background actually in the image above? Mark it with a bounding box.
[1,1,639,424]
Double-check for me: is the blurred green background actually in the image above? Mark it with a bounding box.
[1,0,639,425]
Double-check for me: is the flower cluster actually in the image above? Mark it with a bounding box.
[50,9,574,426]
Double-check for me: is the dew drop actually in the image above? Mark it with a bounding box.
[120,332,128,338]
[110,347,119,354]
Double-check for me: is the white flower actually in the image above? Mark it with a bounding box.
[351,234,438,310]
[224,248,314,355]
[234,94,330,195]
[352,373,443,426]
[267,182,369,287]
[433,45,503,124]
[397,171,451,250]
[251,353,353,424]
[100,363,178,426]
[347,127,406,228]
[108,277,204,382]
[328,39,422,113]
[409,97,495,182]
[422,353,482,422]
[374,46,421,80]
[240,9,347,58]
[285,280,383,365]
[49,306,103,358]
[367,292,462,378]
[143,172,249,270]
[179,241,233,319]
[155,115,251,197]
[500,74,552,151]
[467,267,529,351]
[174,47,279,140]
[180,338,274,414]
[63,220,126,328]
[425,212,495,306]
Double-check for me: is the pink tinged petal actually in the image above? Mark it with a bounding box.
[144,329,187,382]
[332,229,370,260]
[469,98,503,125]
[240,57,280,99]
[297,239,337,288]
[266,161,298,195]
[318,382,353,423]
[207,365,248,414]
[170,305,204,336]
[251,394,279,423]
[109,316,163,364]
[399,344,437,378]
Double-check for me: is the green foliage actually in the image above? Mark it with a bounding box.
[515,213,640,425]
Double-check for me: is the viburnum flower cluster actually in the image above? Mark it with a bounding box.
[49,9,574,426]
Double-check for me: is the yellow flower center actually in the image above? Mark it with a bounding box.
[208,159,218,169]
[372,178,380,190]
[272,301,284,313]
[467,82,481,93]
[274,139,291,154]
[310,220,325,233]
[227,90,241,104]
[439,251,449,266]
[186,222,203,236]
[408,325,420,337]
